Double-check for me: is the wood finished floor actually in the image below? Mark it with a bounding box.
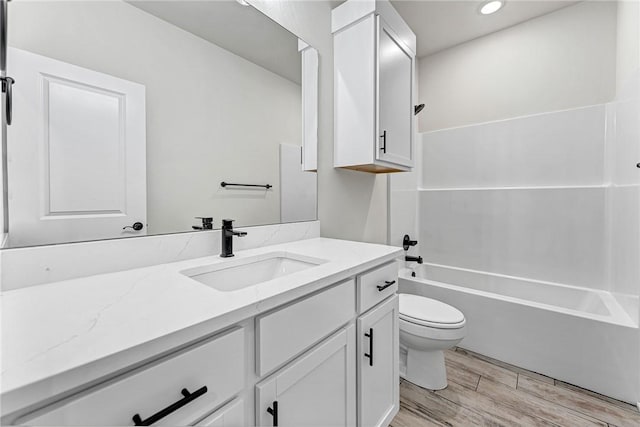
[391,347,640,427]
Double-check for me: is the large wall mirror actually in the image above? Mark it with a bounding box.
[2,0,318,248]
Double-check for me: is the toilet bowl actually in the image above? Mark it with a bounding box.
[399,293,466,390]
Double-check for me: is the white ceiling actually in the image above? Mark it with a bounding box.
[390,0,580,57]
[129,1,301,84]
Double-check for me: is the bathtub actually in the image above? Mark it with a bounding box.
[399,263,640,404]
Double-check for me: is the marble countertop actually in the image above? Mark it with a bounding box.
[1,237,402,415]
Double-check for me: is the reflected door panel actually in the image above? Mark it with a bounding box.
[7,48,146,247]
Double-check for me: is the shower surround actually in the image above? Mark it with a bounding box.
[390,96,640,403]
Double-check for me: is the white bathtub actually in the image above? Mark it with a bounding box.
[399,263,640,404]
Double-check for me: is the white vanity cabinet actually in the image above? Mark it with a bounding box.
[6,254,401,427]
[332,0,416,173]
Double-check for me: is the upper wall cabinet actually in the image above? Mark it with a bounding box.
[332,0,416,173]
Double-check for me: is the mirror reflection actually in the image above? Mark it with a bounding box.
[4,0,317,248]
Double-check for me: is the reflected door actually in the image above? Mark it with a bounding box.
[7,48,147,247]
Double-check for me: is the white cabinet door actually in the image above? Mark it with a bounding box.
[358,295,399,427]
[7,47,146,247]
[376,18,413,168]
[195,398,244,427]
[256,326,356,427]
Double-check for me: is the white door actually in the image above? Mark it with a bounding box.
[7,47,146,247]
[376,17,413,168]
[358,295,399,427]
[256,326,356,427]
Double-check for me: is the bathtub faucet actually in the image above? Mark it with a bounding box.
[405,255,423,264]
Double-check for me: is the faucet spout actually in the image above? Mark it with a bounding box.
[220,219,247,257]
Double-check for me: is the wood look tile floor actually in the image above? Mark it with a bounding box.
[391,348,640,427]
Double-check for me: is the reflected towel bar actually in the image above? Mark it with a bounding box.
[221,181,272,189]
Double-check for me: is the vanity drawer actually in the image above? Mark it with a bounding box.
[357,262,398,314]
[18,328,245,426]
[256,279,355,376]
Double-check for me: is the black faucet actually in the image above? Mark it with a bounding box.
[403,235,421,263]
[192,217,213,230]
[220,219,247,258]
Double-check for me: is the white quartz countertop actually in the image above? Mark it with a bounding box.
[1,237,402,415]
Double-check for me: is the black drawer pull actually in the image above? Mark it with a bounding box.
[364,328,374,366]
[132,386,207,426]
[267,400,278,426]
[377,280,396,292]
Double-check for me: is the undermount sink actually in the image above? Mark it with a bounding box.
[181,252,327,292]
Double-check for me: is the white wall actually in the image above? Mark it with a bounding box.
[8,1,301,235]
[250,0,389,244]
[418,105,608,289]
[616,0,640,97]
[417,1,617,132]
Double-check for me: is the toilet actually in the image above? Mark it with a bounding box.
[399,293,466,390]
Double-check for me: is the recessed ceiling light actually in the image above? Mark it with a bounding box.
[480,0,504,15]
[236,0,250,6]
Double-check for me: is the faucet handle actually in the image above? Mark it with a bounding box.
[193,217,213,230]
[222,219,235,228]
[403,234,418,251]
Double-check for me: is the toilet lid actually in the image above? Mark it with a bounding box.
[399,294,465,327]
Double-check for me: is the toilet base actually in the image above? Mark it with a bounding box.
[405,348,448,390]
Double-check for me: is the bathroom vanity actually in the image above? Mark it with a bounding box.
[1,237,402,426]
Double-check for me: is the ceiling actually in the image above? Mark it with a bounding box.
[129,1,301,84]
[390,0,580,57]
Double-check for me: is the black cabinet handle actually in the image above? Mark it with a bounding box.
[267,400,278,426]
[132,386,207,426]
[364,328,374,366]
[380,130,387,153]
[377,280,396,292]
[1,76,15,126]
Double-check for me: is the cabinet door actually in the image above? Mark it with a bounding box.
[376,17,413,168]
[256,326,356,427]
[358,296,399,427]
[195,398,244,427]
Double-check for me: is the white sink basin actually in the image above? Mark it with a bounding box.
[181,252,326,292]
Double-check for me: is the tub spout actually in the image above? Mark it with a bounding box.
[405,255,423,264]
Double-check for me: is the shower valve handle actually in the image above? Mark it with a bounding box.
[403,234,418,251]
